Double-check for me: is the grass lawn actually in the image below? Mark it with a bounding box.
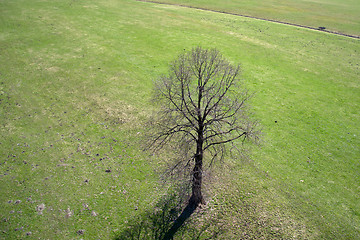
[150,0,360,36]
[0,0,359,239]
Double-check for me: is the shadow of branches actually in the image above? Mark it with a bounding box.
[114,183,307,240]
[115,191,181,240]
[115,187,225,240]
[115,160,309,240]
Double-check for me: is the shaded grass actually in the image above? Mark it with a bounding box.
[115,160,317,239]
[0,0,359,238]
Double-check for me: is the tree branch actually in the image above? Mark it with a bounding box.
[203,131,247,151]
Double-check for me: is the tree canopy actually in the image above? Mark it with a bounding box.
[150,46,259,206]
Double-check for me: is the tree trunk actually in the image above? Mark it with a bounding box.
[189,140,205,206]
[189,73,205,207]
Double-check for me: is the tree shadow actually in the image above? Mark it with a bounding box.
[115,189,223,240]
[114,191,181,240]
[161,202,197,240]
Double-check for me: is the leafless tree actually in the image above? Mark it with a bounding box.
[150,46,259,208]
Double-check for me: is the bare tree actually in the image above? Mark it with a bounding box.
[150,46,259,207]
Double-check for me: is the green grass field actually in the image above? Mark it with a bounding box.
[0,0,359,239]
[151,0,360,36]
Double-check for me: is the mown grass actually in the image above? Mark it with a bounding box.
[150,0,360,36]
[0,0,359,239]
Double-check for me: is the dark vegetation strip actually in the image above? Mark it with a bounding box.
[136,0,360,39]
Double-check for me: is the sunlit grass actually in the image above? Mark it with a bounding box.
[0,0,359,238]
[151,0,360,36]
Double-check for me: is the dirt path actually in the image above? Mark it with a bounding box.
[136,0,360,40]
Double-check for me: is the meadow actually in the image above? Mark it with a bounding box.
[0,0,359,239]
[149,0,360,37]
